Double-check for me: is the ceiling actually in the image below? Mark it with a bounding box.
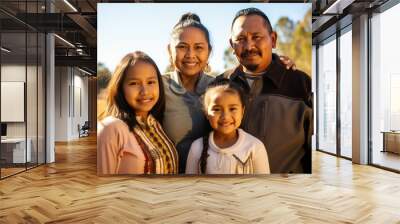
[312,0,391,44]
[0,0,314,75]
[0,0,98,74]
[2,0,395,73]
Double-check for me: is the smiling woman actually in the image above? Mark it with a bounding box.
[162,13,215,173]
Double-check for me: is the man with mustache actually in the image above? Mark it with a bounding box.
[218,8,312,173]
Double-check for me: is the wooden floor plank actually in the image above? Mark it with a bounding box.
[0,135,399,223]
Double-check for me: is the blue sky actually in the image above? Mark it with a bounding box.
[98,3,311,74]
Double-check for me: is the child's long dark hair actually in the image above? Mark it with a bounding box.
[199,78,245,174]
[98,51,165,131]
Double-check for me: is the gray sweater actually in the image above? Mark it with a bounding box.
[162,71,215,173]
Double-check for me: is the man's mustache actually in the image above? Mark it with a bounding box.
[240,49,262,58]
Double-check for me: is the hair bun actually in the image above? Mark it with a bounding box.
[179,12,201,24]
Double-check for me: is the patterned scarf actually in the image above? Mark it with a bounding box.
[133,115,178,174]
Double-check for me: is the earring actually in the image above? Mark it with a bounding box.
[204,63,211,73]
[168,57,175,71]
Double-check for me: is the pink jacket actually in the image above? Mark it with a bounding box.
[97,116,145,175]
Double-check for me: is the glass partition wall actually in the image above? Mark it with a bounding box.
[317,35,337,155]
[370,3,400,171]
[316,1,400,172]
[339,27,352,159]
[1,30,27,177]
[0,2,46,179]
[316,26,353,159]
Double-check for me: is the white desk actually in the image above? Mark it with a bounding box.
[1,138,31,163]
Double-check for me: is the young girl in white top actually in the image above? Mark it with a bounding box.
[185,79,270,174]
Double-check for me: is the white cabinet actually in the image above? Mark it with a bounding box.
[382,132,400,154]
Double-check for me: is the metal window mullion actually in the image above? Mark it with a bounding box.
[367,11,373,165]
[36,13,39,167]
[316,44,319,150]
[44,31,47,164]
[25,1,28,171]
[44,37,47,165]
[337,28,341,157]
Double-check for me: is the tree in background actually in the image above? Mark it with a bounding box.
[223,47,239,71]
[275,16,294,55]
[274,9,312,76]
[97,62,112,117]
[97,62,112,94]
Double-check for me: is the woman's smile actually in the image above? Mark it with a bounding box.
[182,61,198,67]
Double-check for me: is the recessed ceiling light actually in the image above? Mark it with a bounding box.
[54,34,75,48]
[78,67,92,76]
[1,47,11,53]
[63,0,78,12]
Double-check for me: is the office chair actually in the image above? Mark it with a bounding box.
[79,121,90,138]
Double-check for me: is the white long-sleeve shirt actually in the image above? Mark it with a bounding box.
[185,129,270,174]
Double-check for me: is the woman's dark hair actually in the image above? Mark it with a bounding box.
[171,12,212,52]
[199,78,246,174]
[99,51,165,131]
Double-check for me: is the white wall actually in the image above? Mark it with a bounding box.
[54,67,89,141]
[55,66,69,141]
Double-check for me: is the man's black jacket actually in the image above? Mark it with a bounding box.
[217,54,313,173]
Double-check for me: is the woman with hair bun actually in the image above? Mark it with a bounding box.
[162,12,214,173]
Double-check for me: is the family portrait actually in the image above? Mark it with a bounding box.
[97,3,312,175]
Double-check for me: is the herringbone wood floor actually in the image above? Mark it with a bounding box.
[0,135,399,224]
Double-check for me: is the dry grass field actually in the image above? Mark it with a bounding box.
[97,89,107,118]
